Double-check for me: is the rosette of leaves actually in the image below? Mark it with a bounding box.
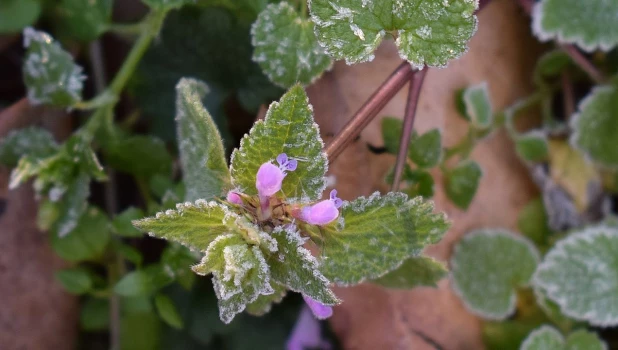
[310,0,479,68]
[134,78,450,323]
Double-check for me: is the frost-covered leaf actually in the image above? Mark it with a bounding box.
[52,172,91,237]
[252,2,332,88]
[534,226,618,326]
[0,127,58,167]
[516,131,549,163]
[230,85,327,201]
[176,78,231,201]
[532,0,618,52]
[444,160,482,210]
[518,198,551,246]
[521,325,606,350]
[57,0,113,41]
[409,129,442,168]
[321,192,449,286]
[450,229,540,320]
[387,165,435,198]
[268,226,339,305]
[55,267,93,295]
[246,281,287,316]
[462,82,492,129]
[0,0,41,34]
[142,0,195,11]
[570,86,618,169]
[22,27,85,107]
[133,200,230,251]
[112,207,145,238]
[193,234,274,323]
[372,255,447,289]
[104,135,173,179]
[155,294,184,329]
[115,265,175,297]
[51,207,111,262]
[310,0,478,67]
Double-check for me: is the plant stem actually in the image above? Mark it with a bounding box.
[561,71,575,119]
[301,0,308,18]
[391,68,428,192]
[325,62,416,163]
[560,45,606,85]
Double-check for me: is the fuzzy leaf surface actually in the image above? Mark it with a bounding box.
[321,192,449,286]
[252,2,332,88]
[372,255,447,289]
[451,229,539,320]
[310,0,478,67]
[533,0,618,51]
[521,325,606,350]
[22,28,85,107]
[570,86,618,169]
[176,78,231,201]
[534,226,618,326]
[230,85,327,201]
[0,127,58,167]
[462,82,492,129]
[133,200,230,251]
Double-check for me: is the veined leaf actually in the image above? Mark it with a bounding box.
[521,325,606,350]
[22,27,85,107]
[321,192,449,286]
[310,0,478,67]
[450,229,540,320]
[230,85,327,202]
[372,255,447,289]
[252,2,332,88]
[534,226,618,326]
[176,78,231,201]
[133,200,231,251]
[532,0,618,52]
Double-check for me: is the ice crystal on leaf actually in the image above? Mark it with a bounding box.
[134,80,449,323]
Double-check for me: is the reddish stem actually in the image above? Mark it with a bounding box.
[560,45,606,85]
[391,68,428,192]
[325,62,416,163]
[561,71,575,119]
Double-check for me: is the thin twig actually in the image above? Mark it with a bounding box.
[325,62,416,163]
[560,45,606,85]
[391,68,428,191]
[561,71,575,119]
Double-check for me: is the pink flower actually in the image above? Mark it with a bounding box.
[286,306,331,350]
[255,153,297,198]
[302,295,333,320]
[300,190,343,226]
[226,191,242,205]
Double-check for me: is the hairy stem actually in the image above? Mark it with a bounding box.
[391,68,428,191]
[325,62,416,163]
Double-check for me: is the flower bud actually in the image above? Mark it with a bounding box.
[300,189,343,226]
[226,191,242,205]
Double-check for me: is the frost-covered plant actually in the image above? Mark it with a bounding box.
[133,80,449,323]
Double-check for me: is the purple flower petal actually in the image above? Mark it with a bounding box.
[329,189,343,208]
[286,307,330,350]
[226,191,242,205]
[277,153,288,167]
[285,159,298,171]
[256,162,285,197]
[303,295,333,320]
[301,200,339,226]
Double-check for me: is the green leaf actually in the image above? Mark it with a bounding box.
[161,243,199,289]
[533,50,572,87]
[57,0,113,41]
[321,192,449,286]
[532,0,618,52]
[22,27,85,107]
[113,207,146,238]
[80,297,110,331]
[192,234,274,323]
[409,129,442,168]
[55,267,93,294]
[51,207,111,262]
[462,82,492,129]
[115,241,144,267]
[115,265,175,297]
[381,117,402,154]
[268,226,339,305]
[155,294,184,329]
[142,0,195,11]
[246,281,287,316]
[230,85,327,201]
[444,160,482,210]
[175,78,231,201]
[387,164,435,198]
[570,86,618,168]
[52,172,91,237]
[0,0,41,34]
[516,131,549,163]
[518,198,551,246]
[133,200,230,251]
[521,326,606,350]
[372,255,447,289]
[251,2,332,88]
[104,135,173,178]
[534,226,618,326]
[0,127,58,167]
[450,229,540,320]
[310,0,478,67]
[121,312,162,350]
